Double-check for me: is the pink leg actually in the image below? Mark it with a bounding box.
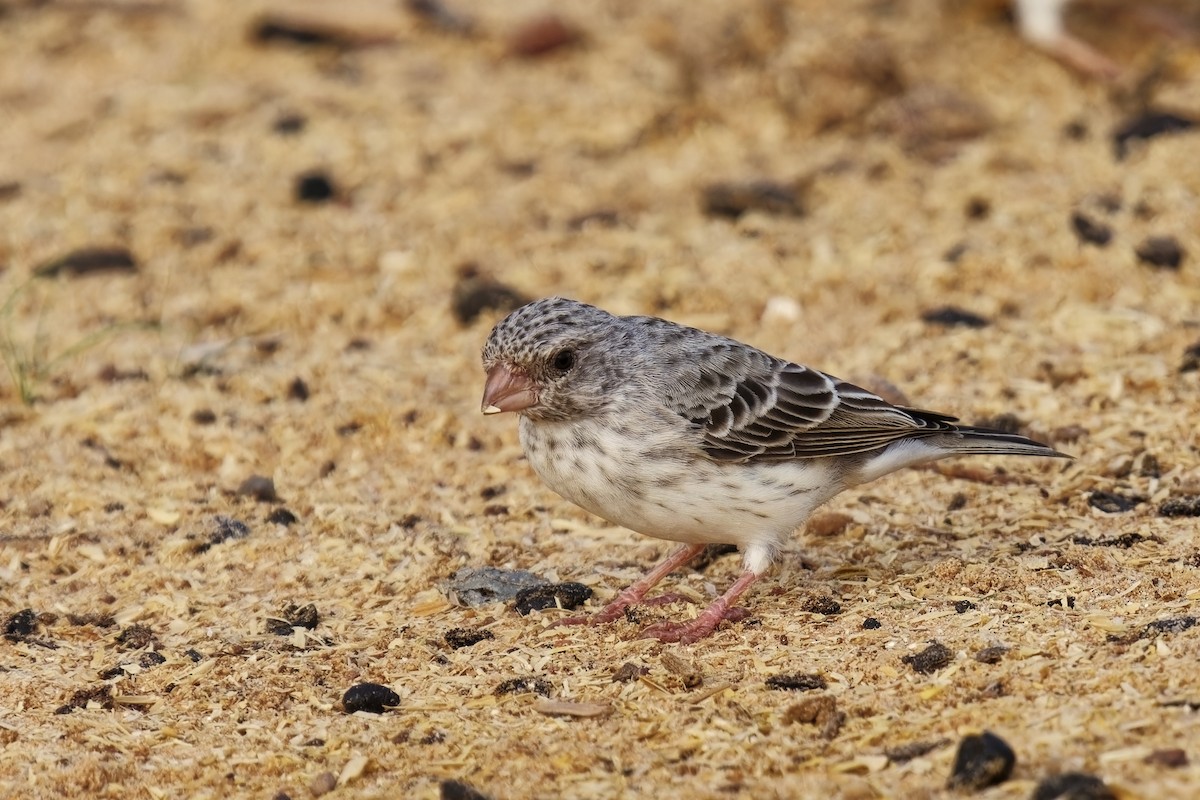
[551,543,706,627]
[639,569,762,644]
[1044,34,1121,80]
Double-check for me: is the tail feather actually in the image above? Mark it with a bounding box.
[942,425,1070,459]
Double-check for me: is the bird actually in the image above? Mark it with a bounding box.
[480,297,1068,644]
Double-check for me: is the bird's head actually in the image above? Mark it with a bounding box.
[480,297,623,422]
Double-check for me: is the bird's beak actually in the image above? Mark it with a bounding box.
[481,364,538,415]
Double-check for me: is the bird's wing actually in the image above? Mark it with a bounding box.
[671,352,957,463]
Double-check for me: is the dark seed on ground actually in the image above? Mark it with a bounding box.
[947,731,1015,790]
[701,180,804,219]
[611,662,649,682]
[283,603,319,629]
[35,247,137,278]
[288,377,310,401]
[444,628,495,649]
[440,779,493,800]
[342,682,400,713]
[186,649,204,662]
[902,641,953,674]
[237,475,278,502]
[1086,491,1143,513]
[4,609,37,640]
[802,596,841,615]
[974,645,1008,663]
[1070,212,1112,247]
[295,171,336,203]
[494,677,553,697]
[267,507,298,526]
[1180,341,1200,373]
[1112,111,1195,160]
[1144,748,1188,768]
[116,624,156,650]
[921,306,989,328]
[139,652,166,669]
[1135,235,1184,270]
[513,582,593,615]
[507,14,579,58]
[765,673,827,692]
[264,618,294,636]
[204,516,250,549]
[1160,496,1200,517]
[954,600,976,614]
[1030,771,1115,800]
[191,409,217,425]
[272,112,306,135]
[451,269,530,325]
[862,617,882,630]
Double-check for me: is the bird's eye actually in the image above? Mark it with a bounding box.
[550,349,576,373]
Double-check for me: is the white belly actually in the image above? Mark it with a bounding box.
[518,416,843,572]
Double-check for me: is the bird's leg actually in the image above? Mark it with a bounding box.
[639,569,762,644]
[551,543,707,627]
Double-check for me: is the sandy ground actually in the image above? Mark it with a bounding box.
[2,0,1200,797]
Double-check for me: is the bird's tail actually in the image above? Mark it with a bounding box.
[938,425,1069,459]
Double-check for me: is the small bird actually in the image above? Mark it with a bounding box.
[481,298,1068,643]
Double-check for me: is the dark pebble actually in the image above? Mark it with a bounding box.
[507,14,579,58]
[186,649,204,662]
[451,271,530,326]
[445,567,547,606]
[1047,597,1076,609]
[444,627,495,649]
[1144,748,1188,768]
[862,617,882,630]
[4,608,37,640]
[964,196,990,220]
[265,618,293,636]
[902,641,953,674]
[407,0,474,35]
[921,306,989,328]
[974,645,1009,664]
[1180,340,1200,373]
[284,603,319,629]
[947,731,1015,790]
[1144,616,1196,637]
[611,662,649,682]
[1135,235,1184,270]
[287,377,310,402]
[1112,111,1195,160]
[191,408,217,425]
[947,492,968,511]
[701,180,804,219]
[237,474,278,503]
[1086,491,1142,514]
[116,623,156,650]
[1072,532,1145,548]
[1030,771,1115,800]
[765,673,827,692]
[204,516,251,550]
[273,112,307,135]
[342,682,400,714]
[802,596,841,615]
[440,780,493,800]
[35,247,137,278]
[0,181,21,201]
[885,739,949,763]
[1070,212,1112,247]
[265,508,296,527]
[954,600,976,614]
[1160,495,1200,517]
[295,170,336,203]
[139,651,166,669]
[513,582,592,615]
[494,677,553,697]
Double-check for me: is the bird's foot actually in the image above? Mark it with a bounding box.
[549,591,696,629]
[640,592,695,608]
[638,606,751,644]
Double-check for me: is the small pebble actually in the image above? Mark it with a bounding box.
[946,731,1015,790]
[191,409,217,425]
[1179,340,1200,373]
[116,623,156,650]
[284,603,319,629]
[802,596,841,615]
[885,739,949,763]
[288,377,310,401]
[309,771,337,798]
[443,567,547,606]
[342,682,400,714]
[921,306,989,328]
[701,180,804,219]
[237,475,279,502]
[1112,111,1195,160]
[35,247,138,278]
[273,113,307,135]
[611,662,649,683]
[1070,212,1112,247]
[1159,495,1200,517]
[444,628,495,649]
[4,609,37,640]
[1135,235,1184,270]
[902,641,953,674]
[1086,491,1142,514]
[267,507,298,526]
[862,617,882,630]
[1030,771,1115,800]
[781,695,843,739]
[440,779,493,800]
[507,14,579,58]
[765,673,827,692]
[954,600,976,614]
[295,171,336,203]
[205,516,250,549]
[513,582,593,615]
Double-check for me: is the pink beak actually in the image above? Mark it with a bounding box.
[481,364,538,414]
